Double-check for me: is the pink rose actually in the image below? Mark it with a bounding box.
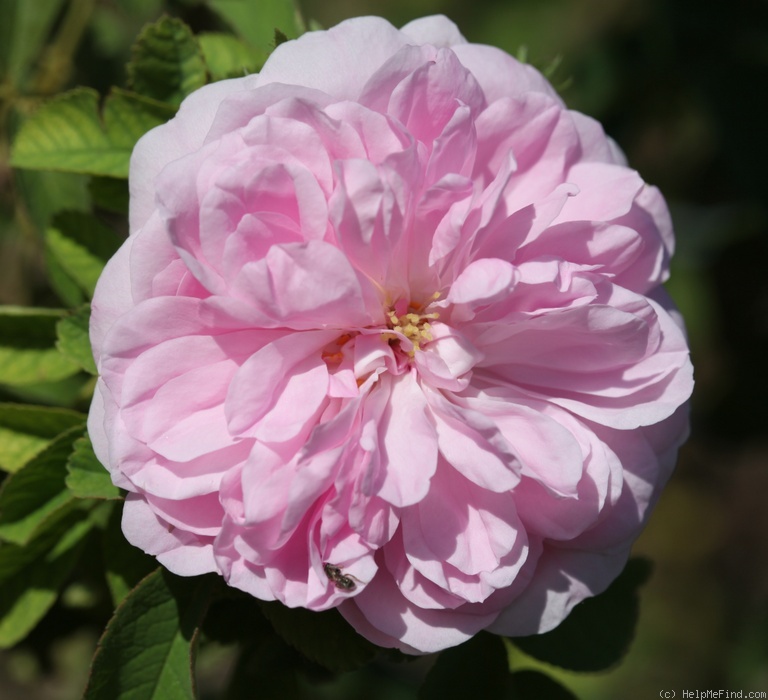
[88,15,693,653]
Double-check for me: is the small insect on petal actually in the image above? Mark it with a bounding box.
[323,562,360,591]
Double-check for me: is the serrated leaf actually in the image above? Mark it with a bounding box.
[46,212,122,299]
[419,632,512,700]
[207,0,303,59]
[0,509,94,648]
[512,558,653,672]
[259,601,377,672]
[56,305,97,374]
[128,16,208,106]
[198,32,261,80]
[0,403,85,473]
[10,87,175,178]
[103,502,158,605]
[66,434,120,499]
[84,569,215,700]
[0,425,84,545]
[0,306,80,386]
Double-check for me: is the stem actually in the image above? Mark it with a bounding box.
[33,0,96,96]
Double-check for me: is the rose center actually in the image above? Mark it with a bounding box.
[382,294,441,357]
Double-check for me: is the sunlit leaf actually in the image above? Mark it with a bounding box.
[56,304,97,374]
[0,425,83,545]
[10,87,175,178]
[0,307,80,386]
[0,403,85,473]
[128,16,208,106]
[84,569,215,700]
[66,434,121,499]
[0,509,94,648]
[3,374,94,408]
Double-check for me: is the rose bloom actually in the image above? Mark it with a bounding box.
[88,15,693,653]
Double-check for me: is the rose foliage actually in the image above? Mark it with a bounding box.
[88,15,693,654]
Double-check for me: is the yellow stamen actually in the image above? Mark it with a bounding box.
[383,298,440,356]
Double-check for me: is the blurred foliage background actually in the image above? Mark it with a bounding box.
[1,0,767,698]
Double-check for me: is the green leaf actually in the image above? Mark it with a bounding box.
[66,434,120,499]
[10,87,175,178]
[198,32,261,80]
[3,374,94,408]
[103,502,158,606]
[0,512,64,585]
[56,304,97,374]
[128,16,208,107]
[0,403,85,473]
[512,558,653,672]
[0,425,84,545]
[46,250,88,308]
[510,671,579,699]
[43,208,120,310]
[0,306,81,386]
[259,601,377,672]
[419,632,513,700]
[46,211,123,299]
[84,569,215,700]
[207,0,303,59]
[13,168,91,232]
[0,509,94,648]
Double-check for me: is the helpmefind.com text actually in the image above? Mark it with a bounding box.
[659,691,767,699]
